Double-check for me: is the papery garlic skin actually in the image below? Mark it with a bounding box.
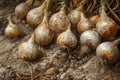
[80,30,101,49]
[77,12,94,34]
[19,34,40,60]
[34,8,54,46]
[96,15,119,40]
[96,42,119,63]
[49,7,70,33]
[89,15,100,25]
[57,24,77,49]
[5,17,20,38]
[34,22,54,46]
[68,9,81,25]
[68,1,85,25]
[15,0,34,19]
[26,0,47,27]
[96,0,119,40]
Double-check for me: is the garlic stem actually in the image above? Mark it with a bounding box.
[100,0,107,16]
[45,0,51,11]
[105,0,120,22]
[88,0,97,16]
[101,0,105,9]
[7,16,12,23]
[80,11,86,20]
[60,6,66,15]
[28,33,35,44]
[40,0,47,9]
[32,0,35,6]
[62,0,67,7]
[76,1,84,11]
[113,38,120,46]
[26,0,35,6]
[83,0,89,4]
[66,23,71,31]
[42,11,49,22]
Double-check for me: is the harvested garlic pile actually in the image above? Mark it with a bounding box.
[3,0,120,63]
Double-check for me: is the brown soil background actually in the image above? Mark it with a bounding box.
[0,0,120,80]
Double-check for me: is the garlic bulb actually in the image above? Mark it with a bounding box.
[68,2,84,25]
[57,23,77,49]
[96,0,119,40]
[5,16,20,38]
[89,14,100,25]
[96,38,120,63]
[15,0,34,19]
[80,30,101,49]
[78,30,101,55]
[18,33,40,60]
[26,0,48,27]
[34,10,54,46]
[49,6,70,33]
[77,11,94,34]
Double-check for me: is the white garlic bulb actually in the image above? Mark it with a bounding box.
[57,23,77,49]
[5,16,20,38]
[49,6,70,33]
[19,33,40,60]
